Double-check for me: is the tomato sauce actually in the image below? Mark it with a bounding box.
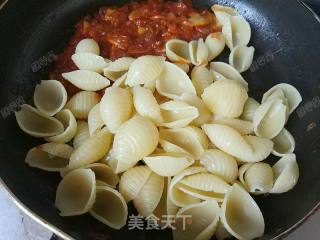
[50,0,221,95]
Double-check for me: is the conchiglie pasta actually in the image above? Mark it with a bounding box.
[88,103,105,136]
[73,121,90,149]
[240,97,260,121]
[173,63,190,73]
[189,38,209,66]
[103,57,135,80]
[211,4,238,26]
[75,38,100,55]
[205,32,226,61]
[165,39,191,64]
[191,66,214,96]
[71,53,109,73]
[211,118,253,135]
[229,45,255,73]
[83,163,119,188]
[272,128,295,157]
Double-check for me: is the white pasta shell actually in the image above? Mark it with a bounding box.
[112,115,159,172]
[270,154,299,194]
[165,39,191,64]
[126,55,165,87]
[240,97,260,121]
[25,143,73,171]
[156,61,196,99]
[173,63,190,73]
[187,126,210,150]
[90,186,127,229]
[221,183,265,240]
[55,168,96,216]
[83,163,119,188]
[222,15,251,50]
[88,103,104,136]
[71,53,109,73]
[33,80,67,116]
[65,91,101,120]
[113,72,127,87]
[62,70,110,91]
[262,83,302,114]
[191,66,214,96]
[212,118,253,135]
[211,4,238,26]
[15,104,64,138]
[202,124,253,160]
[75,38,100,55]
[100,87,133,133]
[253,98,287,139]
[202,80,248,118]
[119,165,152,202]
[205,32,226,61]
[144,152,194,177]
[103,57,135,80]
[200,149,238,183]
[69,128,112,169]
[133,86,163,124]
[189,38,209,66]
[272,128,295,157]
[173,200,220,240]
[73,121,89,149]
[229,45,255,73]
[133,172,165,217]
[160,100,199,128]
[108,157,136,175]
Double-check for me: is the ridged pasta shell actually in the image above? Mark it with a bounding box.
[15,104,64,138]
[33,80,67,116]
[205,32,226,61]
[229,45,255,73]
[62,70,110,91]
[202,80,248,118]
[69,128,112,169]
[262,83,302,114]
[71,53,109,73]
[200,149,238,183]
[109,158,136,176]
[211,4,238,26]
[191,66,214,96]
[156,62,196,99]
[270,154,299,194]
[165,39,191,64]
[221,183,265,240]
[103,57,135,80]
[202,124,253,160]
[173,63,190,73]
[65,91,101,119]
[173,200,220,240]
[160,101,199,128]
[90,186,127,229]
[272,128,295,157]
[240,97,260,121]
[100,87,133,134]
[212,118,253,135]
[113,72,127,87]
[73,121,89,149]
[119,165,152,202]
[75,38,100,55]
[144,152,194,177]
[88,103,104,136]
[253,98,287,139]
[189,38,209,66]
[222,15,251,50]
[83,163,119,188]
[25,143,73,171]
[133,172,165,217]
[126,55,165,87]
[112,115,159,173]
[55,168,96,216]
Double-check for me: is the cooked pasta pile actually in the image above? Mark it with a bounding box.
[15,4,302,240]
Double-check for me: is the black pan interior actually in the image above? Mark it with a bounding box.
[0,0,320,239]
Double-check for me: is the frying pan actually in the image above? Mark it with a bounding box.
[0,0,320,239]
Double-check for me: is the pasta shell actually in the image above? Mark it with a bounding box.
[15,104,64,138]
[100,87,133,133]
[211,4,238,26]
[126,55,165,87]
[73,121,89,149]
[71,53,109,73]
[133,172,165,217]
[187,126,210,150]
[46,109,77,143]
[191,66,214,96]
[90,186,127,229]
[75,38,100,55]
[25,143,73,171]
[83,163,119,188]
[160,101,199,128]
[229,45,255,73]
[200,149,238,183]
[202,80,248,118]
[211,118,253,135]
[109,157,136,176]
[65,91,101,119]
[202,124,253,160]
[88,103,104,136]
[119,165,152,202]
[240,97,260,121]
[112,115,159,173]
[189,38,209,66]
[103,57,135,80]
[272,128,295,157]
[165,39,191,64]
[270,154,299,194]
[144,152,194,177]
[133,86,163,124]
[173,200,220,240]
[62,70,110,91]
[205,32,226,61]
[33,80,67,116]
[113,72,127,87]
[69,128,112,169]
[262,83,302,114]
[220,184,265,240]
[156,62,196,99]
[173,63,190,73]
[55,168,96,216]
[253,98,287,139]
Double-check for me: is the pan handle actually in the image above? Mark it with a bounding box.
[299,0,320,22]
